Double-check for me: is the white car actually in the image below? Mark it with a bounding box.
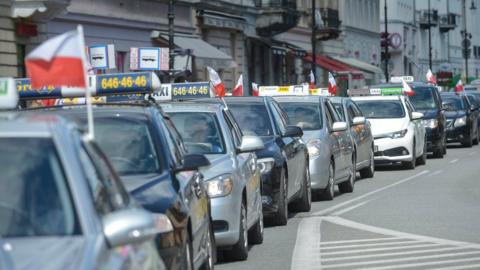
[352,95,427,169]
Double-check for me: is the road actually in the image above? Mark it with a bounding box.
[217,145,480,270]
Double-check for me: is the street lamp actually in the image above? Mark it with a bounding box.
[311,0,316,85]
[384,0,389,82]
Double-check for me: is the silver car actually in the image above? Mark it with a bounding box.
[162,102,264,261]
[275,96,355,200]
[0,112,166,270]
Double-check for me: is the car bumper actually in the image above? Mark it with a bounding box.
[309,154,330,191]
[210,195,241,247]
[446,125,469,143]
[373,136,413,163]
[425,126,442,151]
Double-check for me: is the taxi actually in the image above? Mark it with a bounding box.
[0,78,166,270]
[162,101,264,261]
[351,87,427,169]
[16,73,215,270]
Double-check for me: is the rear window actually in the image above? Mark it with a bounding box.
[0,138,80,237]
[228,104,274,136]
[277,102,322,130]
[408,87,439,110]
[442,96,466,111]
[356,100,406,119]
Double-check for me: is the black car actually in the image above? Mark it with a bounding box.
[441,92,479,147]
[34,103,216,270]
[465,91,480,142]
[198,97,310,226]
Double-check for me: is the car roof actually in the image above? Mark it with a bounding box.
[351,95,402,101]
[273,96,323,103]
[0,111,68,137]
[371,82,434,89]
[440,92,463,98]
[162,101,223,113]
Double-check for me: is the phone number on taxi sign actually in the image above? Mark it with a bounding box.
[98,73,149,91]
[172,84,209,97]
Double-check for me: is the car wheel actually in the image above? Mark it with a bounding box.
[273,168,288,226]
[248,207,263,245]
[473,130,479,145]
[416,139,427,166]
[182,233,194,270]
[403,141,416,169]
[292,166,312,212]
[433,137,445,158]
[360,148,375,178]
[322,162,335,200]
[202,224,215,270]
[339,155,355,193]
[462,131,473,147]
[224,202,248,261]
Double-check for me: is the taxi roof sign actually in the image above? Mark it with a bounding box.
[390,76,414,83]
[152,81,213,101]
[258,84,309,96]
[0,78,19,109]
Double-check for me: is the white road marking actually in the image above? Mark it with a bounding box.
[357,257,480,270]
[435,263,480,270]
[322,250,480,269]
[428,170,443,177]
[320,239,415,250]
[290,216,322,270]
[330,199,373,216]
[312,170,429,216]
[321,243,444,256]
[320,237,399,246]
[469,151,477,156]
[450,158,459,164]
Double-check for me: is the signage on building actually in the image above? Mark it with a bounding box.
[389,33,402,49]
[437,71,453,86]
[88,44,116,69]
[130,47,169,71]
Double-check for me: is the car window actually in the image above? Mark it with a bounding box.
[228,103,274,136]
[0,138,80,237]
[223,110,242,147]
[408,87,439,110]
[351,102,364,117]
[324,102,335,130]
[356,100,406,119]
[331,102,346,121]
[270,101,289,135]
[278,102,323,130]
[169,112,226,154]
[161,114,186,163]
[347,104,356,122]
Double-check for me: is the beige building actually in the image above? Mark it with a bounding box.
[0,0,18,77]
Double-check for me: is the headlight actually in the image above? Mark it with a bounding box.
[257,158,275,174]
[454,116,467,127]
[422,119,438,129]
[204,174,233,198]
[307,139,322,157]
[387,129,408,139]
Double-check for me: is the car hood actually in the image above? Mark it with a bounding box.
[445,111,466,119]
[200,154,234,180]
[367,118,408,136]
[417,109,438,119]
[5,236,87,270]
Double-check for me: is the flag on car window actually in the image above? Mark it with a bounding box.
[207,66,225,97]
[25,27,87,89]
[455,79,464,92]
[402,78,414,96]
[426,69,437,85]
[232,74,243,96]
[309,70,315,89]
[328,72,337,95]
[252,82,259,96]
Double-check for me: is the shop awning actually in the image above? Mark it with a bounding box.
[331,56,383,75]
[151,31,237,70]
[304,54,363,78]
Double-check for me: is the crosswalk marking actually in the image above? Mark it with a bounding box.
[320,237,399,246]
[356,257,480,270]
[322,243,444,256]
[435,263,480,270]
[320,239,415,250]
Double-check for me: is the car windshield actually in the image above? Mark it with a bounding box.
[442,96,465,111]
[93,118,161,175]
[278,102,322,130]
[168,112,226,154]
[228,104,274,136]
[356,100,406,118]
[408,87,439,110]
[0,138,79,237]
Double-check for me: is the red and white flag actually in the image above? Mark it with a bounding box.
[207,66,225,97]
[328,72,337,95]
[455,79,464,92]
[252,82,259,96]
[25,27,87,89]
[232,74,243,96]
[426,69,437,85]
[309,70,315,89]
[402,79,414,96]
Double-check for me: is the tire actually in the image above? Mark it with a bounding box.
[182,233,194,270]
[322,162,335,200]
[433,139,444,158]
[224,202,248,261]
[339,155,355,193]
[248,209,263,245]
[473,129,479,145]
[403,141,416,170]
[462,131,473,147]
[272,168,288,226]
[291,167,312,212]
[359,148,375,178]
[202,224,215,270]
[416,139,427,166]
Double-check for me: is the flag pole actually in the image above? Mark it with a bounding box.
[77,25,94,140]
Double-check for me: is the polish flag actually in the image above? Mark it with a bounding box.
[328,72,337,95]
[309,70,315,89]
[402,79,414,96]
[252,82,259,96]
[207,66,225,97]
[455,79,464,92]
[426,69,437,85]
[232,74,243,96]
[25,27,87,89]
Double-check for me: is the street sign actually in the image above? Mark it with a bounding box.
[88,44,116,69]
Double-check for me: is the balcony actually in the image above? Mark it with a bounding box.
[315,8,341,41]
[255,0,300,37]
[439,13,456,33]
[419,9,439,29]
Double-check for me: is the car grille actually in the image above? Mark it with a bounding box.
[446,119,454,128]
[375,147,409,157]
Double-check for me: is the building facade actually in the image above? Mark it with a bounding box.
[0,0,18,77]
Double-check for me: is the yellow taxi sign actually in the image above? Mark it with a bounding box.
[258,84,309,96]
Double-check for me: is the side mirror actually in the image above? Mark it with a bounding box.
[470,105,477,111]
[283,126,303,137]
[177,154,210,171]
[331,122,348,132]
[352,116,366,125]
[411,112,424,120]
[103,209,172,248]
[238,135,264,152]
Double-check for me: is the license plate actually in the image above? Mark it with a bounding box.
[374,145,379,152]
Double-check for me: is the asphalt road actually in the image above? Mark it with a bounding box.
[217,144,480,270]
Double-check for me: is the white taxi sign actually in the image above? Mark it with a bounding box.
[0,78,18,109]
[258,84,309,96]
[390,76,414,83]
[310,88,331,96]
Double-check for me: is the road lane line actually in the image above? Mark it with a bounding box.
[320,239,416,250]
[312,170,429,216]
[469,151,477,156]
[321,246,470,262]
[428,170,443,177]
[357,257,480,270]
[320,237,399,245]
[330,199,373,216]
[449,158,459,164]
[323,216,480,248]
[435,263,480,270]
[321,250,480,269]
[321,243,444,256]
[291,217,322,270]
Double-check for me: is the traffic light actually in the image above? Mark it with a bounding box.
[380,32,390,47]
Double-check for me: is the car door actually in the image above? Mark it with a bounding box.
[405,98,423,156]
[347,100,370,167]
[464,96,478,136]
[324,100,349,179]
